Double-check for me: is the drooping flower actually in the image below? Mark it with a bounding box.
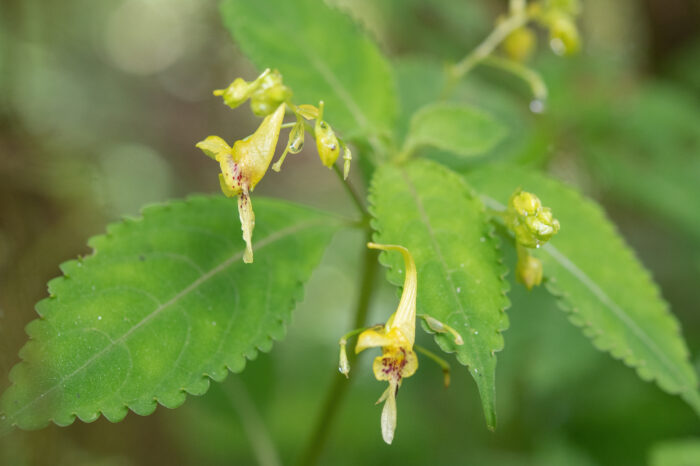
[196,103,286,263]
[355,242,419,444]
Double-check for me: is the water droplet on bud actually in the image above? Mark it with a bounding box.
[550,38,566,56]
[529,99,546,114]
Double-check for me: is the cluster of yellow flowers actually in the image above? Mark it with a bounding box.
[196,69,351,263]
[196,70,561,445]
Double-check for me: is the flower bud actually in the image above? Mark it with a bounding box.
[249,70,292,116]
[287,119,305,154]
[342,143,352,180]
[419,314,464,345]
[548,13,580,56]
[315,102,340,168]
[507,189,560,248]
[272,118,305,172]
[296,104,320,120]
[503,27,537,62]
[213,69,271,109]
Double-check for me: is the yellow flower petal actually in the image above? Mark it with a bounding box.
[196,135,231,160]
[355,327,393,353]
[371,346,418,383]
[380,384,397,445]
[216,152,243,196]
[232,103,286,189]
[237,187,255,264]
[218,174,237,198]
[367,243,417,346]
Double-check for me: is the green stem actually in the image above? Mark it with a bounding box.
[414,344,451,388]
[295,233,378,466]
[339,326,376,344]
[444,10,529,97]
[481,56,548,103]
[333,164,368,218]
[225,377,283,466]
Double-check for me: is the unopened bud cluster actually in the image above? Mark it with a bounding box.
[505,189,560,290]
[507,189,560,249]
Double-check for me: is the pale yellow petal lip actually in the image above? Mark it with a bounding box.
[196,135,231,160]
[355,328,393,354]
[380,384,397,444]
[237,188,255,264]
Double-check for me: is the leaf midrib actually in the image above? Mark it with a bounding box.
[6,218,327,423]
[399,168,488,367]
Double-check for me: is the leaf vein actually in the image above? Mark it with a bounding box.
[7,219,326,421]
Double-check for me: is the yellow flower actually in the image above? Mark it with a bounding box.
[196,103,286,263]
[355,242,419,445]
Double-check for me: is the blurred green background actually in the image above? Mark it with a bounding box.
[1,0,699,464]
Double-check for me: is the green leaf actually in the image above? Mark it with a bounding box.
[402,103,507,159]
[369,159,509,429]
[649,438,700,466]
[466,164,700,414]
[0,196,340,431]
[393,58,536,169]
[220,0,397,148]
[393,58,445,143]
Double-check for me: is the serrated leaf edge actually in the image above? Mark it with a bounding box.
[1,195,339,432]
[368,160,511,428]
[479,185,700,416]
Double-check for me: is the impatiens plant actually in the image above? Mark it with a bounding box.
[1,0,698,463]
